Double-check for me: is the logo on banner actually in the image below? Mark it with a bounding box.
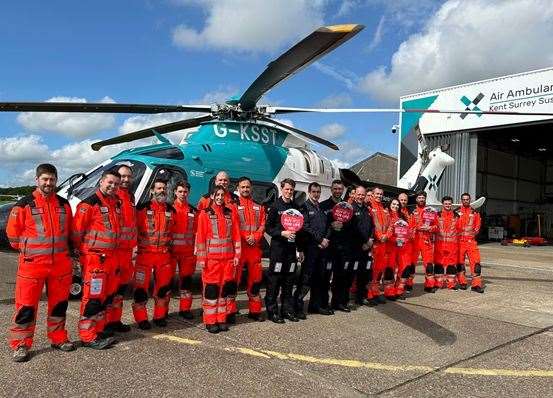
[460,93,484,119]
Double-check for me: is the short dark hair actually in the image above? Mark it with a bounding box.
[416,190,427,198]
[238,176,252,185]
[210,184,226,196]
[442,195,453,203]
[102,168,121,179]
[308,182,321,192]
[280,178,296,188]
[331,179,344,186]
[152,178,167,187]
[461,192,471,199]
[372,186,383,192]
[174,180,190,191]
[117,164,132,175]
[36,163,58,178]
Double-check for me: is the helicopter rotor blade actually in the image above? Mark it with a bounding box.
[267,106,553,117]
[91,114,213,151]
[239,24,364,111]
[0,102,212,114]
[259,116,339,150]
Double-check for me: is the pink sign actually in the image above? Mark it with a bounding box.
[423,206,437,226]
[332,202,354,223]
[281,209,304,232]
[394,219,409,247]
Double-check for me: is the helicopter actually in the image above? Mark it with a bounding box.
[1,23,553,229]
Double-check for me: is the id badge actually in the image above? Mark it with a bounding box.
[273,262,282,273]
[90,278,103,296]
[326,261,332,271]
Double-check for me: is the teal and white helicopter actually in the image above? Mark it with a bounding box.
[2,23,552,214]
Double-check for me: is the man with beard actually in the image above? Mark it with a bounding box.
[105,164,136,334]
[7,164,76,362]
[73,168,121,349]
[132,179,176,329]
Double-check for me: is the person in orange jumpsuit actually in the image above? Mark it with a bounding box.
[197,171,239,211]
[132,179,176,329]
[434,196,459,290]
[172,180,198,320]
[6,163,76,362]
[457,193,484,293]
[388,198,413,300]
[368,187,393,304]
[411,191,438,293]
[105,164,136,333]
[231,176,266,322]
[73,168,122,349]
[195,185,241,333]
[398,192,416,293]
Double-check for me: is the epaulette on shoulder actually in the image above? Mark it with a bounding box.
[82,193,102,206]
[14,194,35,208]
[56,195,70,207]
[136,201,151,211]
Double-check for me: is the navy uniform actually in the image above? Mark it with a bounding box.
[352,201,374,305]
[264,197,302,323]
[294,198,331,317]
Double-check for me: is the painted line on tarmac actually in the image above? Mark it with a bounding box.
[151,333,553,378]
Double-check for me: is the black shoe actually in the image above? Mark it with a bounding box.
[283,312,299,322]
[206,324,220,334]
[12,346,30,363]
[459,284,468,290]
[247,313,266,322]
[218,322,229,332]
[424,287,434,293]
[98,329,114,338]
[51,341,76,352]
[471,286,484,293]
[108,321,131,333]
[405,285,413,292]
[397,293,406,300]
[269,313,285,324]
[367,298,378,307]
[82,337,116,350]
[334,305,351,313]
[153,318,168,327]
[179,311,194,320]
[318,308,333,316]
[385,295,397,301]
[137,320,152,330]
[376,295,386,304]
[295,311,307,320]
[226,313,236,324]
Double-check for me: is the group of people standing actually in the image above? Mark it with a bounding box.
[5,163,483,363]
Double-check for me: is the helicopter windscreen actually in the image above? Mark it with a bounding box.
[66,160,146,200]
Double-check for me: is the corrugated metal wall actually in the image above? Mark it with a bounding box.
[425,131,477,200]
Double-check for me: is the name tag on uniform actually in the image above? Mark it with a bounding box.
[188,213,194,217]
[56,207,66,214]
[289,262,296,273]
[238,206,245,210]
[326,261,332,270]
[353,261,359,271]
[253,206,260,210]
[274,262,282,273]
[90,278,103,295]
[308,211,315,215]
[31,207,44,215]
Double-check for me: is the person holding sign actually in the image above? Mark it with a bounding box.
[264,178,304,324]
[411,191,438,293]
[294,182,331,318]
[388,198,414,300]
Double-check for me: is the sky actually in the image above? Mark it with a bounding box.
[1,0,553,186]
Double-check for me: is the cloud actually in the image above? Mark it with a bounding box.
[366,16,385,53]
[316,93,353,108]
[319,123,346,140]
[312,62,356,90]
[16,96,117,138]
[360,0,553,103]
[0,135,50,164]
[336,0,360,17]
[172,1,325,53]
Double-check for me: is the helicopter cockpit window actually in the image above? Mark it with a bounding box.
[142,167,187,205]
[69,160,146,200]
[142,147,184,160]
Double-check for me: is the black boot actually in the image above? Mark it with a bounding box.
[206,324,220,334]
[247,312,266,322]
[268,313,285,324]
[283,312,299,322]
[226,313,236,324]
[179,311,194,320]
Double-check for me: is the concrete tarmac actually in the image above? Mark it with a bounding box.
[0,243,552,397]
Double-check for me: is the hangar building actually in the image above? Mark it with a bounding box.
[397,67,553,239]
